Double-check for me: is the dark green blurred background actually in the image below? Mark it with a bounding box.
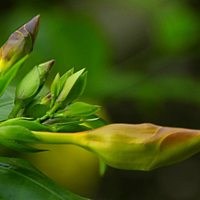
[1,0,200,199]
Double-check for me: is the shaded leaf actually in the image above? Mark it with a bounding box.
[0,157,88,200]
[0,139,45,153]
[0,118,51,132]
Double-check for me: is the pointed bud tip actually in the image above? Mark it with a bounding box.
[24,15,40,46]
[49,59,55,65]
[46,59,55,68]
[40,59,55,72]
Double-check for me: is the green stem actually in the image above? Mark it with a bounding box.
[8,100,24,118]
[36,114,49,123]
[37,102,62,123]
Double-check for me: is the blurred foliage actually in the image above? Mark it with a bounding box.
[1,0,200,199]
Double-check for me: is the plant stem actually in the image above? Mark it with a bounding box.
[8,100,23,118]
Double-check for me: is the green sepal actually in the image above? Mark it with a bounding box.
[16,66,40,100]
[64,102,100,117]
[63,72,87,104]
[99,157,107,176]
[0,55,28,98]
[50,73,60,108]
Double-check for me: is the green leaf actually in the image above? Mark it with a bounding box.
[63,72,87,104]
[0,87,15,122]
[0,118,51,132]
[0,56,28,98]
[0,139,44,153]
[55,124,91,133]
[0,157,88,200]
[16,66,40,100]
[44,117,99,126]
[64,102,100,117]
[82,115,109,129]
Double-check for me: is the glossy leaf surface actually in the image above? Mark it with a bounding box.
[0,157,88,200]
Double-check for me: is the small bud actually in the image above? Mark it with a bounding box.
[49,68,74,109]
[9,60,54,118]
[41,92,51,105]
[62,102,100,117]
[16,60,54,101]
[50,73,60,108]
[0,15,40,77]
[47,68,86,115]
[38,59,54,84]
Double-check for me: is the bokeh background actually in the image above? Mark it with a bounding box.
[1,0,200,199]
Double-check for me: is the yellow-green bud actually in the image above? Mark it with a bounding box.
[59,123,200,171]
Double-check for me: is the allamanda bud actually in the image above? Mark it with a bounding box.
[60,123,200,171]
[9,60,54,118]
[0,15,40,77]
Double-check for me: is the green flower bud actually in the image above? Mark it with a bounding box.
[50,73,60,108]
[49,68,75,109]
[38,59,55,84]
[46,68,86,116]
[0,15,40,77]
[16,60,54,101]
[41,92,51,105]
[9,60,54,118]
[55,102,100,118]
[0,125,44,152]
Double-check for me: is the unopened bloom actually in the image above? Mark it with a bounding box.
[36,123,200,171]
[78,123,200,171]
[0,15,40,77]
[9,60,54,118]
